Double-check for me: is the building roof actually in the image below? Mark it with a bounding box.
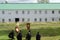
[0,3,60,9]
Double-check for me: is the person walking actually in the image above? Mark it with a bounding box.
[8,30,14,40]
[17,30,22,40]
[36,32,41,40]
[26,31,31,40]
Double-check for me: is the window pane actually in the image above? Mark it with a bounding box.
[22,18,24,22]
[52,10,54,14]
[45,18,47,22]
[35,10,37,14]
[39,10,41,14]
[34,18,37,22]
[22,11,24,14]
[9,19,11,22]
[16,11,18,14]
[52,18,54,21]
[40,18,42,22]
[59,18,60,21]
[27,11,30,14]
[59,11,60,14]
[45,10,47,14]
[27,18,30,22]
[9,13,11,14]
[2,11,5,14]
[2,19,5,23]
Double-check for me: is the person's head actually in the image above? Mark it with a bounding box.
[27,25,30,27]
[37,32,39,34]
[20,30,21,33]
[27,23,30,27]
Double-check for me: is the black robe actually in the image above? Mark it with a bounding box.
[17,32,22,40]
[36,33,41,40]
[26,33,31,40]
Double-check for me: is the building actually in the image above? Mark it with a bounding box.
[0,3,60,23]
[38,0,49,3]
[0,0,49,3]
[0,0,59,23]
[0,0,37,3]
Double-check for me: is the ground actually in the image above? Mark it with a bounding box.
[0,22,60,40]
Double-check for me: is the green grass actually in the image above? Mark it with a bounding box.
[0,36,60,40]
[0,22,60,40]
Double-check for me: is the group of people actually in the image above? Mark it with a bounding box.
[8,30,41,40]
[8,23,41,40]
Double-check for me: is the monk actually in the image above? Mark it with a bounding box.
[15,26,19,33]
[26,23,30,30]
[15,22,20,33]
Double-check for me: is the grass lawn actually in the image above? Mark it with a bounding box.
[0,22,60,40]
[0,36,60,40]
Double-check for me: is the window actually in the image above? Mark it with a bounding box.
[35,10,37,14]
[9,19,11,22]
[22,18,24,22]
[45,18,47,22]
[9,13,11,14]
[52,10,54,14]
[27,18,30,22]
[59,11,60,14]
[59,18,60,21]
[15,18,19,22]
[16,11,18,14]
[39,18,42,22]
[52,18,54,21]
[34,18,37,22]
[2,11,5,14]
[39,10,41,14]
[2,19,5,23]
[22,11,24,14]
[27,11,30,14]
[45,10,47,14]
[5,1,8,4]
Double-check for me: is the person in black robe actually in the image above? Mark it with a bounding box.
[36,32,41,40]
[17,30,22,40]
[26,31,31,40]
[8,30,14,40]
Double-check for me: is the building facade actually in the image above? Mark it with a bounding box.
[0,4,60,22]
[0,0,49,3]
[38,0,49,3]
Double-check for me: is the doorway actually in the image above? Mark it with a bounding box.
[15,18,19,22]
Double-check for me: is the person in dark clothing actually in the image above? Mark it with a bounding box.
[26,23,30,30]
[8,30,14,40]
[17,30,22,40]
[36,32,41,40]
[26,31,31,40]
